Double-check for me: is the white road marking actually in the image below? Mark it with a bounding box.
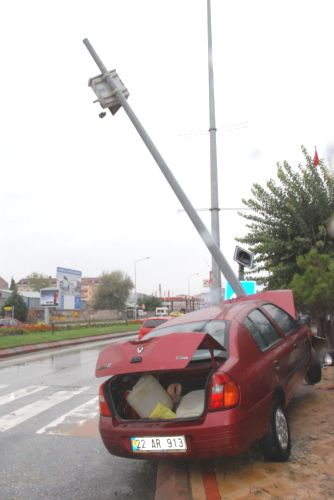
[36,396,98,435]
[0,384,8,390]
[0,387,89,432]
[0,385,47,407]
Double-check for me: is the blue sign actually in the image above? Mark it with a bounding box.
[225,281,256,300]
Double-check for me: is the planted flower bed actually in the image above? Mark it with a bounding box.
[0,324,52,336]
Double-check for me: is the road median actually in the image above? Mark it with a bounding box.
[0,328,137,359]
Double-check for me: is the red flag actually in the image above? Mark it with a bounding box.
[313,147,320,167]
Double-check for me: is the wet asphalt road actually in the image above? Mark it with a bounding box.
[0,339,157,500]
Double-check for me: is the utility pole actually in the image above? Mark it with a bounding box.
[207,0,222,304]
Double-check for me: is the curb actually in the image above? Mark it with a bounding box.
[155,461,192,500]
[0,330,137,359]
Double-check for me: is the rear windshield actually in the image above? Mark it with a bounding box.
[143,319,168,328]
[145,320,229,361]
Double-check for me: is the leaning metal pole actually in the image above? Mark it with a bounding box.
[207,0,222,303]
[83,38,245,298]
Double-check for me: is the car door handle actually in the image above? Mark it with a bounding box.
[273,359,280,369]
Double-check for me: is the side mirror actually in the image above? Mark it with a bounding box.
[298,314,311,326]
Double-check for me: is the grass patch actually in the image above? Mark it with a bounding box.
[0,323,139,349]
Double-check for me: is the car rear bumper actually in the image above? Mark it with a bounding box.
[99,408,260,460]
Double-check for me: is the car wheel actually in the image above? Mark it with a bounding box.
[305,357,322,385]
[261,400,291,462]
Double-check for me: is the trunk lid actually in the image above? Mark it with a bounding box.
[96,332,225,377]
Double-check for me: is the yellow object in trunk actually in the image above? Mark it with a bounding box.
[149,402,176,419]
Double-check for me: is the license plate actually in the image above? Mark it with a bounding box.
[131,435,187,453]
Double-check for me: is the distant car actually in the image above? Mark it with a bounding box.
[138,316,172,340]
[0,318,22,327]
[96,290,321,462]
[155,307,170,317]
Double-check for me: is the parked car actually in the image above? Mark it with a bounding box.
[0,318,22,327]
[96,290,321,461]
[138,316,172,340]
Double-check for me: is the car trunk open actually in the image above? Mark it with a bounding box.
[97,332,226,422]
[96,332,225,377]
[105,362,218,421]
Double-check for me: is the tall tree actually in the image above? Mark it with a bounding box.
[238,147,334,288]
[26,272,52,291]
[93,271,134,311]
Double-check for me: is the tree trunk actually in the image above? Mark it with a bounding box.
[325,316,334,348]
[315,315,326,338]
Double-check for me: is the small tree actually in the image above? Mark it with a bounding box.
[290,248,334,346]
[93,271,134,311]
[26,272,52,291]
[2,289,28,322]
[142,295,162,312]
[9,277,16,291]
[27,307,38,324]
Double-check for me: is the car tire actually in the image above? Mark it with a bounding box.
[261,400,291,462]
[305,357,322,385]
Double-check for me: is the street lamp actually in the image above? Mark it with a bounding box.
[134,257,150,319]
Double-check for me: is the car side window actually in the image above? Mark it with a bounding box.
[244,317,267,351]
[262,303,298,336]
[244,309,281,351]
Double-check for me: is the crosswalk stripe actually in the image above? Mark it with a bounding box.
[0,385,47,407]
[0,387,89,432]
[36,396,98,435]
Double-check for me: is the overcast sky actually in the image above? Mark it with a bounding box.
[1,0,334,296]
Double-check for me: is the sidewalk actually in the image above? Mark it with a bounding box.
[156,366,334,500]
[0,330,137,359]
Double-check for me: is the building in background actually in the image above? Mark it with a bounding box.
[17,277,56,292]
[0,289,11,310]
[161,295,204,313]
[0,277,8,290]
[20,291,40,309]
[81,277,100,306]
[0,289,40,312]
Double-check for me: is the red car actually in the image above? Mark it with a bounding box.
[96,290,321,461]
[138,316,172,340]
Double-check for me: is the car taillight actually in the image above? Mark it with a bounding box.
[208,372,239,411]
[99,383,112,417]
